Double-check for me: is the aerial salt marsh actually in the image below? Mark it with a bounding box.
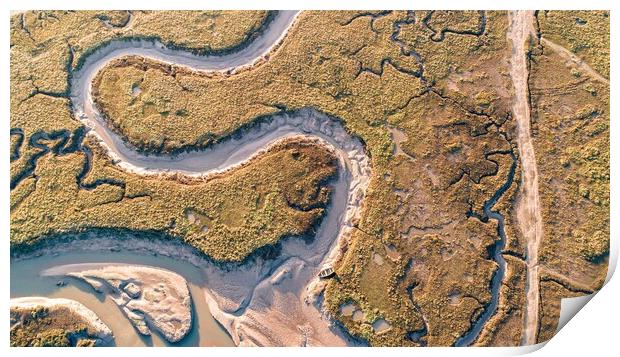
[10,10,609,347]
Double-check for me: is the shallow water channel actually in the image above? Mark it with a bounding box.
[11,251,234,347]
[11,9,370,347]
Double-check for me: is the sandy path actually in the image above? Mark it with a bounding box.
[540,38,609,85]
[538,268,596,294]
[507,11,543,346]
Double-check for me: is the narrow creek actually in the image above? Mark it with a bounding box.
[454,154,517,346]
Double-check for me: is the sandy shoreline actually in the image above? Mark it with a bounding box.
[11,296,114,346]
[12,228,366,346]
[43,263,193,343]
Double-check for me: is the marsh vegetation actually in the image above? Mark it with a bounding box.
[10,10,609,347]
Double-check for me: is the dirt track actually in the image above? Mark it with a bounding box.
[541,38,609,85]
[507,10,543,346]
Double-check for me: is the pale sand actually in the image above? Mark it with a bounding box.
[43,263,192,343]
[10,296,114,346]
[19,227,366,346]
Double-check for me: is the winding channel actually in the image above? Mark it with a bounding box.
[11,10,523,347]
[11,10,372,346]
[454,154,517,346]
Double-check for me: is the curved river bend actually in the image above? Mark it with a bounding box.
[12,10,372,346]
[12,9,515,347]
